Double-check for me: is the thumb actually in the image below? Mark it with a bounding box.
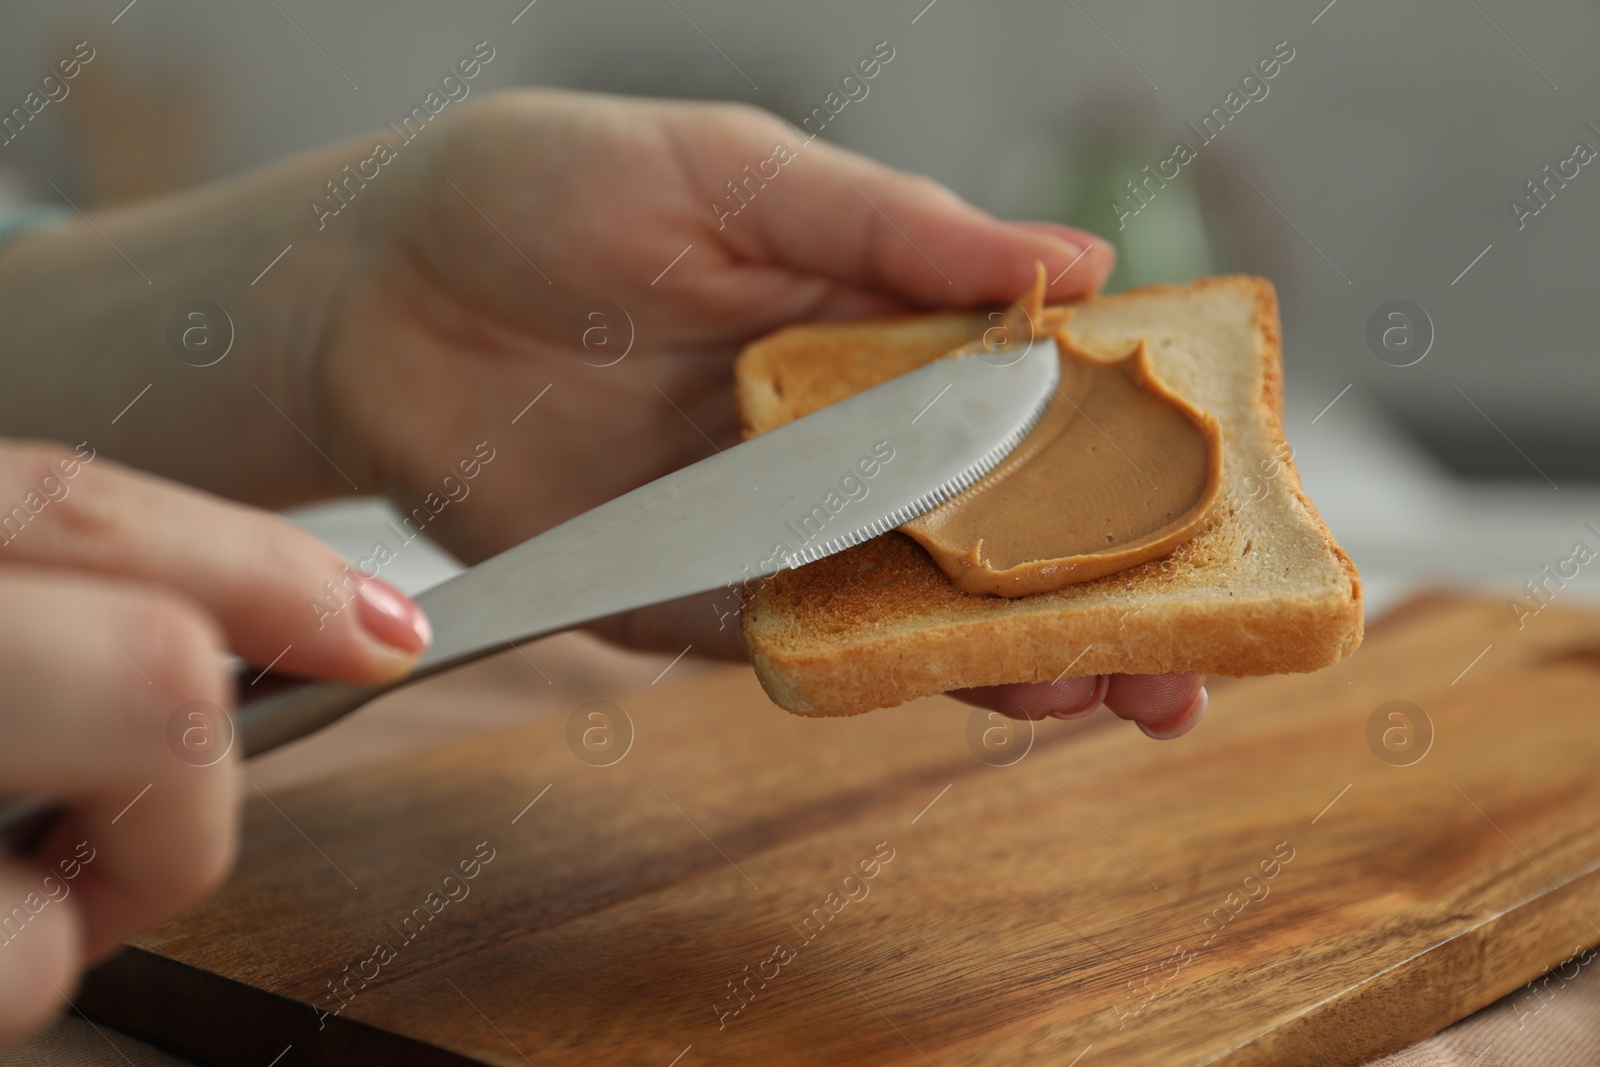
[705,126,1115,307]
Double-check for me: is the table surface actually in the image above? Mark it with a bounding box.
[12,617,1600,1065]
[40,594,1600,1065]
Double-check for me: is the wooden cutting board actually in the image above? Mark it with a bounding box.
[79,594,1600,1066]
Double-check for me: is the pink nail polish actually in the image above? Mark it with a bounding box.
[355,577,432,656]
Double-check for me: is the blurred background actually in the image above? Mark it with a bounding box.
[2,0,1598,618]
[5,8,1600,1060]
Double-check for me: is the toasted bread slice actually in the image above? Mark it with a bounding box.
[733,275,1363,716]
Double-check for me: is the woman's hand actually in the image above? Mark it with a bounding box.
[316,90,1204,735]
[0,439,429,1041]
[0,88,1204,737]
[318,91,1109,554]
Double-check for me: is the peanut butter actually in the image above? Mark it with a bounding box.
[901,274,1222,598]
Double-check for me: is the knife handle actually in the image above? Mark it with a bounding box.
[234,675,389,759]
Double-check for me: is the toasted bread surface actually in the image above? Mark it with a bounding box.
[735,276,1363,716]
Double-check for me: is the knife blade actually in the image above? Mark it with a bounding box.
[235,337,1059,755]
[414,339,1061,678]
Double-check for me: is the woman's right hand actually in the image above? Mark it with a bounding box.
[0,438,430,1042]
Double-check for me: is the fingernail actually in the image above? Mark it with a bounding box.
[1045,235,1085,263]
[1138,687,1208,741]
[1036,234,1085,271]
[355,577,432,656]
[1049,675,1110,720]
[1014,222,1087,262]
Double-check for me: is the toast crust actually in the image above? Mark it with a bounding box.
[736,275,1364,716]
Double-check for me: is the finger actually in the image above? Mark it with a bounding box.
[57,752,239,963]
[656,270,914,346]
[0,571,241,960]
[948,675,1109,721]
[0,857,81,1044]
[1105,674,1209,739]
[767,274,913,324]
[1013,221,1118,293]
[0,572,232,787]
[587,589,749,662]
[0,441,428,683]
[703,122,1115,307]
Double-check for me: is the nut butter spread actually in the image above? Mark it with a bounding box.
[900,272,1222,598]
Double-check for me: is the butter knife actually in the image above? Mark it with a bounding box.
[0,339,1058,847]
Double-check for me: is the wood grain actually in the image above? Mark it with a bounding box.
[78,595,1600,1066]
